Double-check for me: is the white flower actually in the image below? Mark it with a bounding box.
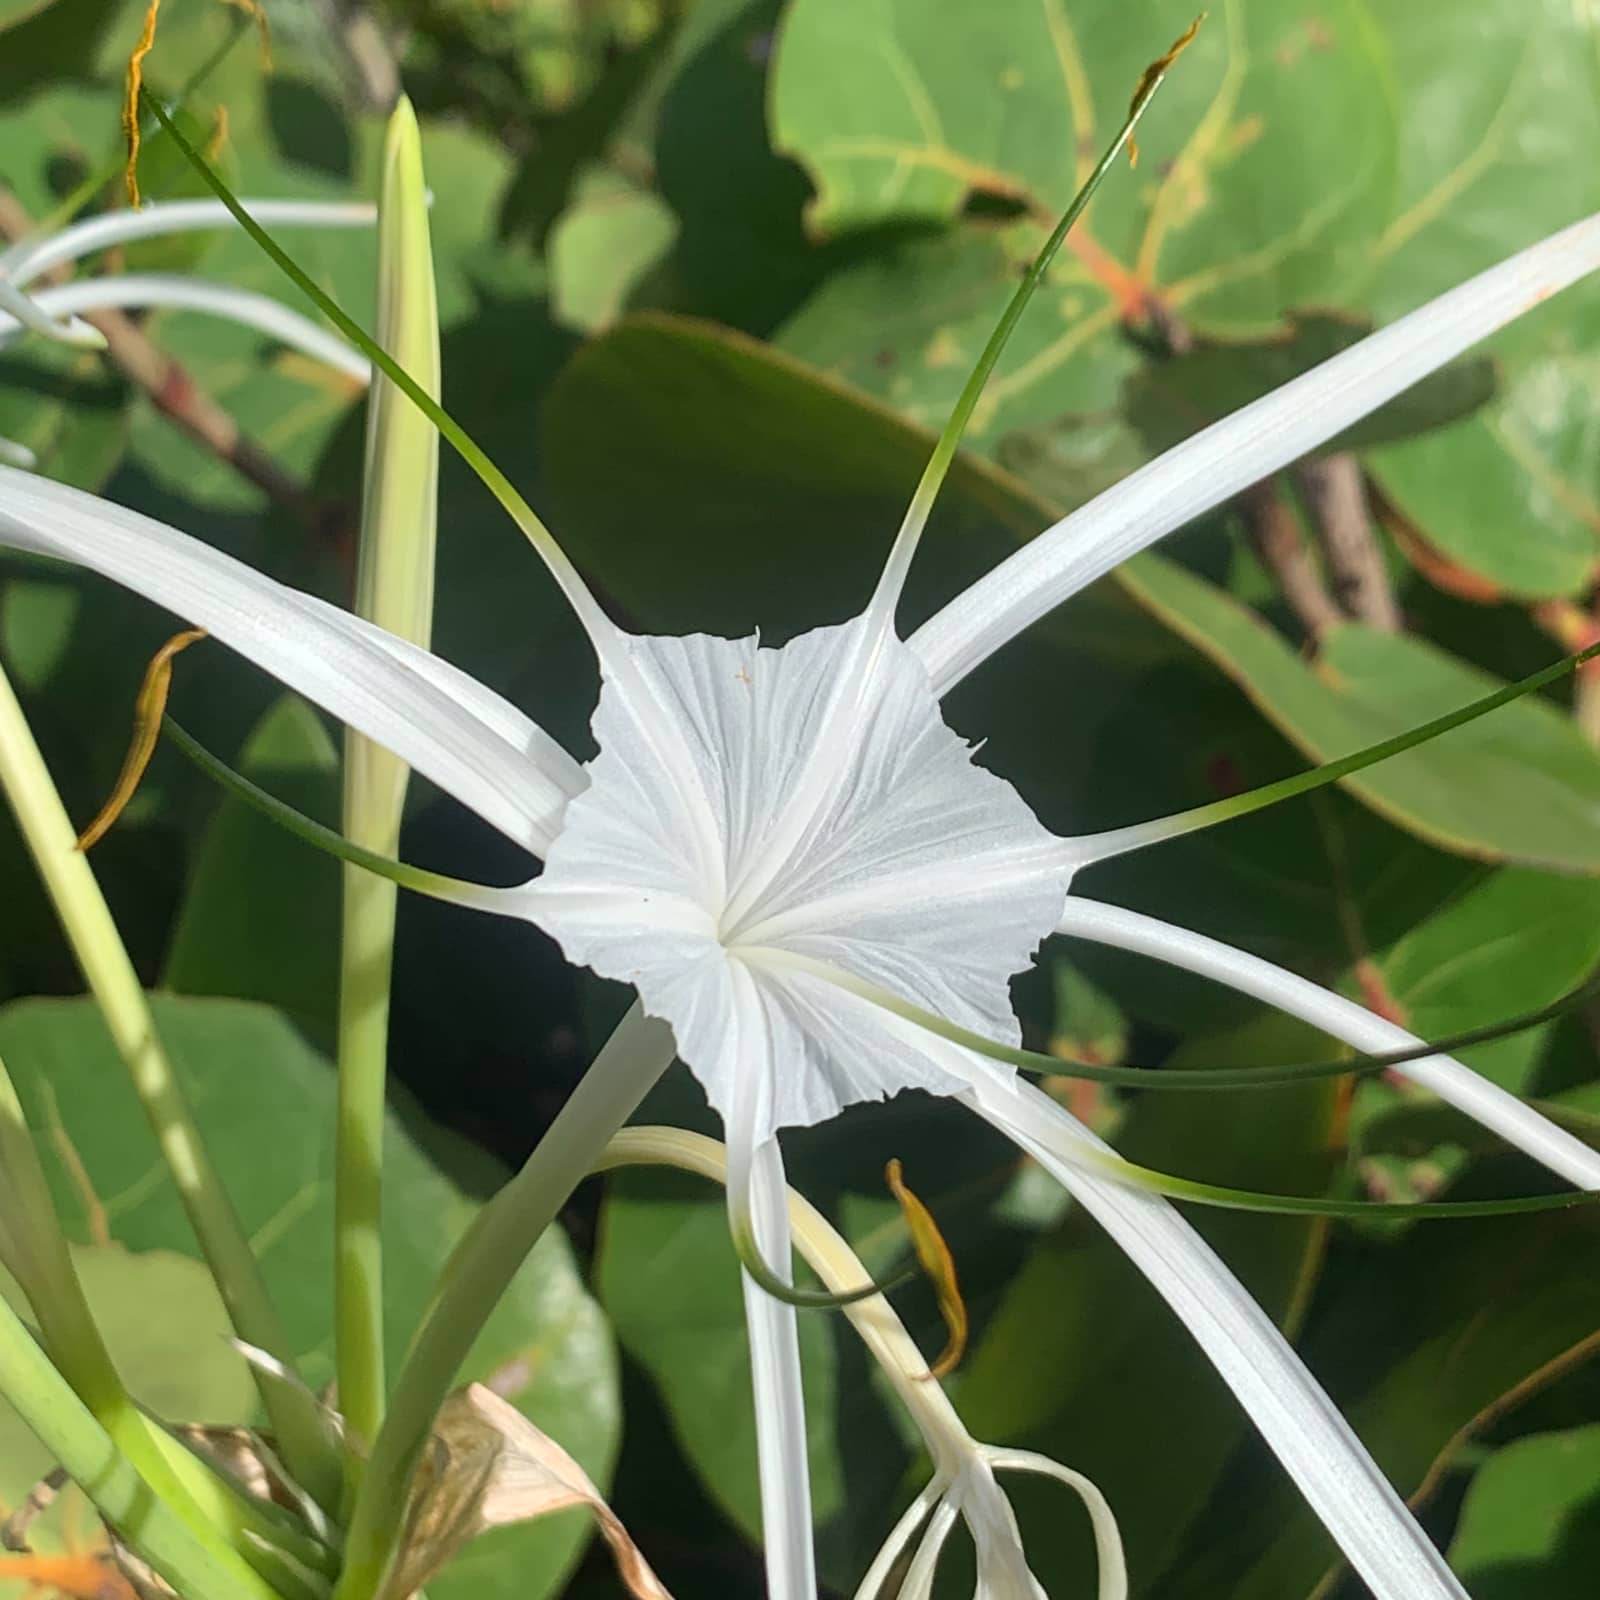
[522,614,1067,1160]
[6,201,1600,1600]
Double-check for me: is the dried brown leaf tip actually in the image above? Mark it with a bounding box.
[381,1384,673,1600]
[885,1158,968,1380]
[1127,14,1204,167]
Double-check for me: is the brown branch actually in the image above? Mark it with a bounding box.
[308,0,403,114]
[0,187,345,541]
[1293,454,1402,632]
[1241,479,1342,641]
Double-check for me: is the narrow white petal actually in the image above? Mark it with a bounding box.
[734,1134,819,1600]
[984,1448,1127,1600]
[0,199,376,289]
[899,1497,961,1600]
[0,276,369,382]
[0,466,581,853]
[1056,895,1600,1189]
[911,212,1600,691]
[962,1066,1468,1600]
[958,1461,1047,1600]
[852,1480,944,1600]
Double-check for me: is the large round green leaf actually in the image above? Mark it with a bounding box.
[1449,1424,1600,1597]
[1118,553,1600,874]
[770,0,1396,440]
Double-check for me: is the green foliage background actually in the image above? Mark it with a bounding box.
[1,0,1599,1595]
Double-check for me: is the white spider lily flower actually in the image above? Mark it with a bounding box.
[601,1128,1125,1600]
[6,213,1600,1600]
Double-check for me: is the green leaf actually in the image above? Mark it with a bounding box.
[1448,1424,1600,1596]
[548,168,678,332]
[769,0,1395,440]
[0,0,59,30]
[776,223,1139,449]
[164,696,341,1039]
[1116,553,1600,873]
[1372,867,1600,1096]
[0,1242,256,1425]
[0,994,620,1600]
[0,1242,257,1577]
[1355,1,1600,599]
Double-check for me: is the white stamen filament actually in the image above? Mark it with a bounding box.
[0,275,370,381]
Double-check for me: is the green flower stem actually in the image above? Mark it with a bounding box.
[336,97,442,1473]
[598,1128,942,1415]
[874,20,1196,608]
[0,1285,285,1600]
[0,663,340,1510]
[332,1004,677,1600]
[1071,640,1600,866]
[1062,1138,1600,1221]
[747,945,1596,1092]
[165,717,487,906]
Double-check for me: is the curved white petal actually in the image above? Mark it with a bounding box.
[0,278,102,348]
[735,1135,818,1600]
[0,199,376,290]
[0,276,370,382]
[911,212,1600,691]
[0,465,582,853]
[527,621,1065,1141]
[900,1497,961,1600]
[852,1479,944,1600]
[983,1448,1126,1600]
[1056,895,1600,1189]
[957,1062,1468,1600]
[958,1459,1046,1600]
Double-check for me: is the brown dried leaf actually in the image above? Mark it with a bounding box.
[381,1384,671,1600]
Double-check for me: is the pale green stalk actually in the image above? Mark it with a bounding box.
[0,662,340,1507]
[0,1052,330,1598]
[332,1005,676,1600]
[336,97,441,1469]
[0,1283,282,1600]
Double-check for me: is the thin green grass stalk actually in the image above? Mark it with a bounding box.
[877,19,1198,596]
[331,1006,677,1600]
[0,662,341,1510]
[335,97,441,1480]
[0,1283,284,1600]
[0,1053,333,1597]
